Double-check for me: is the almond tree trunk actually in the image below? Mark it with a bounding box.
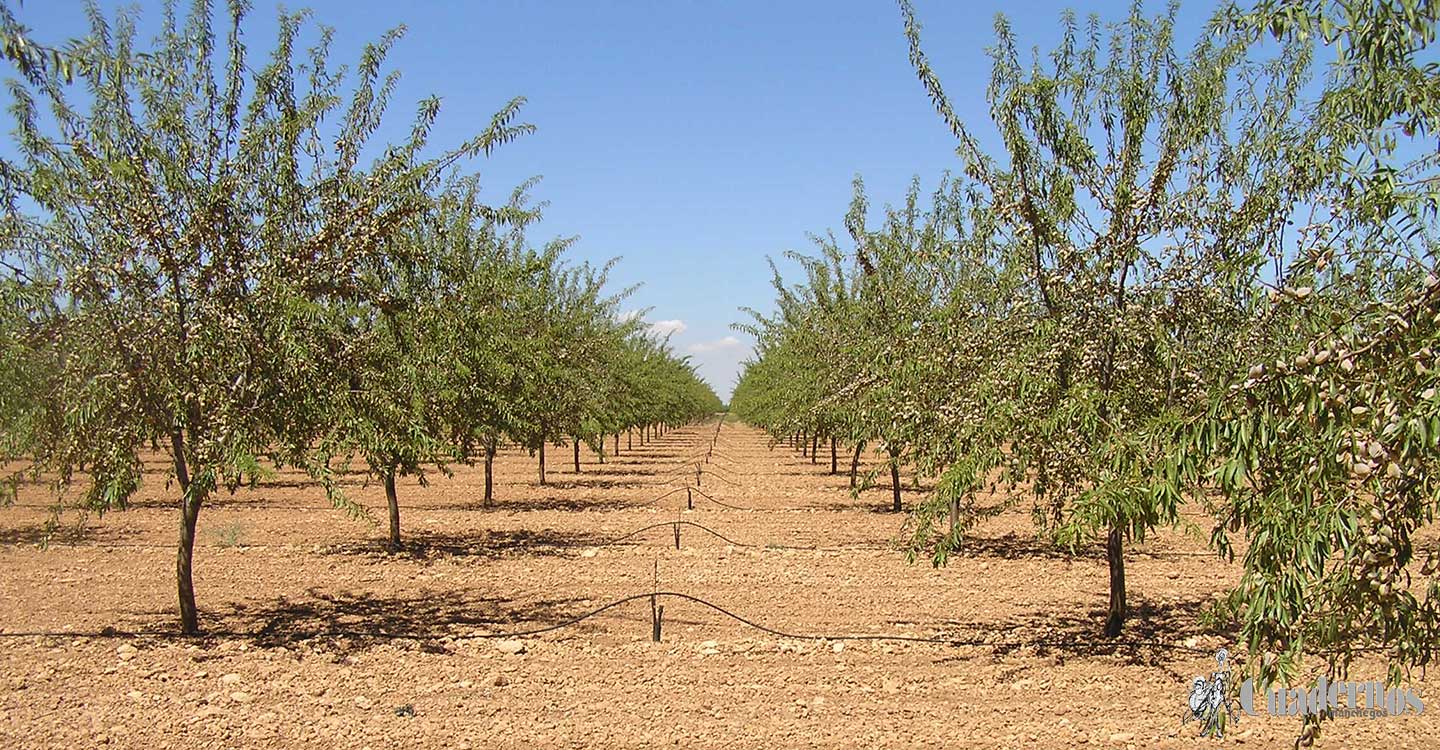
[849,440,865,489]
[483,437,496,507]
[830,438,838,474]
[811,433,819,464]
[385,467,401,553]
[538,440,547,486]
[1104,526,1127,637]
[889,450,902,513]
[172,428,204,635]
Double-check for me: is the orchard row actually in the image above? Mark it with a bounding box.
[0,4,720,635]
[730,3,1440,741]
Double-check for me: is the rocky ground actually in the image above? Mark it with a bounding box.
[1,419,1435,748]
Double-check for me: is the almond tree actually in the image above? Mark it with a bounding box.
[431,179,542,506]
[1169,2,1440,744]
[733,179,947,511]
[326,167,544,547]
[898,0,1317,636]
[0,1,520,633]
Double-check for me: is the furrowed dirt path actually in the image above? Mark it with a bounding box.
[1,419,1435,748]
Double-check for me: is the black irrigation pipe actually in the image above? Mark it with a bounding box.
[635,485,751,511]
[645,460,710,482]
[691,456,741,475]
[626,592,1225,654]
[592,519,885,552]
[686,444,739,462]
[679,447,732,461]
[636,485,700,507]
[0,591,1220,655]
[696,469,739,486]
[647,469,740,489]
[597,520,750,549]
[652,463,702,482]
[703,456,742,472]
[0,589,1398,661]
[681,486,748,510]
[657,453,741,476]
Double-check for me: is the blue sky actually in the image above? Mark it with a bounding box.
[10,0,1222,399]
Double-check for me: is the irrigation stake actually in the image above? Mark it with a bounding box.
[686,487,693,510]
[673,522,681,550]
[651,559,662,641]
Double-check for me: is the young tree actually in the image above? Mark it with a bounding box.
[899,0,1316,636]
[1169,2,1440,744]
[431,179,542,507]
[0,2,524,632]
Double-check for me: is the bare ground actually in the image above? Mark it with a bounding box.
[1,420,1435,748]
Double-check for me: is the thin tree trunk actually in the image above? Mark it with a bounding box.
[172,428,203,635]
[1104,526,1127,637]
[849,440,865,489]
[614,433,620,457]
[830,438,838,474]
[801,431,808,458]
[628,430,633,450]
[483,439,495,507]
[538,440,547,486]
[889,450,902,512]
[811,433,819,464]
[573,437,581,473]
[385,467,401,553]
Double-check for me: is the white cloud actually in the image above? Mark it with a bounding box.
[686,335,741,354]
[649,319,687,336]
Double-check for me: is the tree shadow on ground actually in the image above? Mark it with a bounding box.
[932,594,1231,674]
[455,494,642,512]
[552,477,658,491]
[0,520,144,547]
[320,527,611,561]
[253,478,370,491]
[559,463,664,476]
[210,587,596,650]
[951,532,1105,561]
[808,500,919,514]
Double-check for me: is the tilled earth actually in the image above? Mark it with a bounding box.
[1,420,1436,748]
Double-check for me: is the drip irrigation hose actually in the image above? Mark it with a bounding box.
[1,590,1229,657]
[592,519,883,552]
